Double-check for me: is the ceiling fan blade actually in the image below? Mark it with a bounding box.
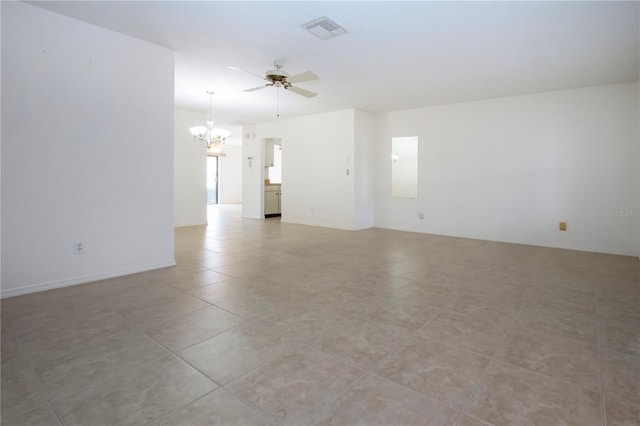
[287,71,319,84]
[286,85,317,98]
[244,85,268,92]
[229,66,267,81]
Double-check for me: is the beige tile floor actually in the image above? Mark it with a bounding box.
[2,205,639,426]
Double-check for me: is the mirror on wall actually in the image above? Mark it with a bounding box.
[391,136,418,199]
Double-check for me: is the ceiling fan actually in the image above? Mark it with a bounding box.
[231,61,319,98]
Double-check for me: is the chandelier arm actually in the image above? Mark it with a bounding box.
[190,91,229,146]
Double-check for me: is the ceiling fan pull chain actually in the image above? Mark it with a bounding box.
[277,86,280,118]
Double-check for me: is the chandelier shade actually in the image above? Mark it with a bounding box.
[189,92,230,148]
[189,126,208,137]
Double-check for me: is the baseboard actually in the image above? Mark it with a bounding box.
[174,220,207,228]
[0,260,177,299]
[280,218,357,231]
[374,224,638,258]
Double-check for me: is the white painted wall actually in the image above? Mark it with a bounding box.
[242,125,263,219]
[1,2,175,297]
[175,113,242,223]
[0,2,3,291]
[174,108,207,227]
[354,110,375,230]
[374,82,640,256]
[219,144,242,204]
[257,110,358,230]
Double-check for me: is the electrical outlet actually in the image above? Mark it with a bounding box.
[74,241,85,254]
[419,212,425,219]
[559,222,567,231]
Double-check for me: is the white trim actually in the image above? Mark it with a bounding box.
[280,218,357,231]
[374,225,639,258]
[0,260,176,299]
[279,218,373,231]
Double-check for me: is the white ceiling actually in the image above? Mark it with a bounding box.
[27,1,640,124]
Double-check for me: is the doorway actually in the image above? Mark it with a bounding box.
[264,139,282,218]
[207,156,218,204]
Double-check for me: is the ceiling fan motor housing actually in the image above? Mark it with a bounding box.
[266,68,290,81]
[237,62,317,97]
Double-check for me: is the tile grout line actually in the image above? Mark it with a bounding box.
[340,302,485,417]
[44,350,171,403]
[218,341,367,425]
[596,294,607,426]
[153,352,278,425]
[412,335,496,361]
[48,350,219,425]
[103,306,215,358]
[216,343,326,425]
[221,382,282,425]
[424,299,609,394]
[2,319,66,426]
[412,304,451,336]
[180,336,292,396]
[140,387,220,426]
[491,358,603,394]
[99,278,277,359]
[30,304,213,410]
[596,339,640,359]
[168,320,250,354]
[4,220,637,425]
[367,370,468,414]
[305,368,369,425]
[302,293,450,376]
[453,300,525,426]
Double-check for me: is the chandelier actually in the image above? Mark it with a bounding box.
[189,91,230,149]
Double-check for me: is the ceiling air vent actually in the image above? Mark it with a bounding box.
[301,16,347,40]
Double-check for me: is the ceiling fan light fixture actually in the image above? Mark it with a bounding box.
[266,68,289,79]
[235,62,319,107]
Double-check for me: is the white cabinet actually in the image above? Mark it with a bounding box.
[265,184,281,216]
